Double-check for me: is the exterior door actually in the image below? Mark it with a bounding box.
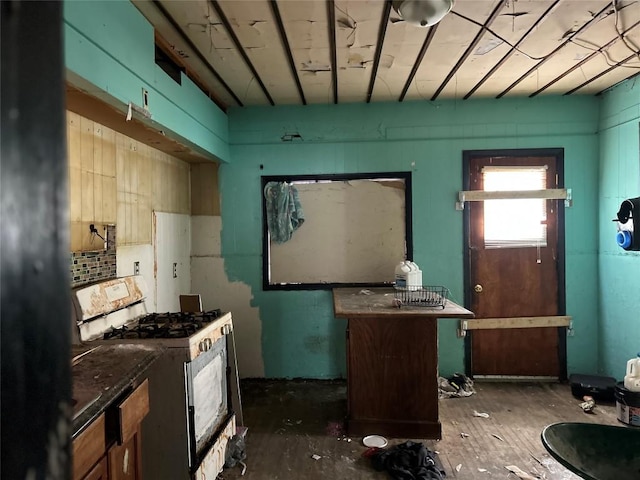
[464,150,566,378]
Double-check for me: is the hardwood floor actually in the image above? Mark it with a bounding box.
[221,380,622,480]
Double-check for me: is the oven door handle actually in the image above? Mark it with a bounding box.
[186,405,197,468]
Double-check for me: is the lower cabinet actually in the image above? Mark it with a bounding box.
[73,380,149,480]
[107,428,143,480]
[83,458,108,480]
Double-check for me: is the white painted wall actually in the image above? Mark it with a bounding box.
[191,215,265,378]
[116,244,156,311]
[154,212,191,312]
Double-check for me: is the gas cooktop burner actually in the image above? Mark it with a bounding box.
[102,309,223,340]
[138,309,222,325]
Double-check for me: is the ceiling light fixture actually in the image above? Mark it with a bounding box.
[392,0,455,27]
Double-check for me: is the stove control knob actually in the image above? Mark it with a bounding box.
[199,340,209,352]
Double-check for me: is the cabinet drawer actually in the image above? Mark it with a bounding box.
[116,379,149,444]
[73,413,106,480]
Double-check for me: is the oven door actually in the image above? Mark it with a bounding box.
[185,335,228,467]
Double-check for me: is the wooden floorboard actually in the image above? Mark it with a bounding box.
[220,380,622,480]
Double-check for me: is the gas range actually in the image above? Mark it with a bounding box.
[70,275,238,479]
[70,275,232,360]
[102,309,224,340]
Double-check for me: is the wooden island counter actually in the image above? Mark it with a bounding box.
[333,287,474,439]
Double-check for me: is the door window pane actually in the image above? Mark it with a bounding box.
[483,166,547,248]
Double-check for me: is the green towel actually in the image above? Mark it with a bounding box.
[264,182,305,243]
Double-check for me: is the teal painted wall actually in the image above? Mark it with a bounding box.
[63,0,229,162]
[598,78,640,380]
[225,96,601,379]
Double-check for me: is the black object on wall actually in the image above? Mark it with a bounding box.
[616,197,640,251]
[1,2,71,479]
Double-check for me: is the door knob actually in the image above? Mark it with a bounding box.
[474,284,483,293]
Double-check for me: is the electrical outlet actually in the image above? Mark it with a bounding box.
[133,261,140,275]
[173,263,177,278]
[142,88,149,110]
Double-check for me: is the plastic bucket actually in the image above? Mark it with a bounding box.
[615,382,640,427]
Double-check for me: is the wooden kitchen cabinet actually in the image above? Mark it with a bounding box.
[73,380,150,480]
[83,458,108,480]
[333,288,474,439]
[73,413,106,480]
[108,430,142,480]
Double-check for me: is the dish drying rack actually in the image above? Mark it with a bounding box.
[393,286,449,309]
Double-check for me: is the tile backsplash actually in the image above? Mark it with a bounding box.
[70,225,116,287]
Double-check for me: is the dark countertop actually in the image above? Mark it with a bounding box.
[333,287,475,318]
[72,343,164,439]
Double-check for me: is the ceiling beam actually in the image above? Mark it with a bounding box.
[327,0,338,104]
[366,0,392,103]
[431,0,507,101]
[209,0,275,105]
[496,2,611,99]
[463,0,562,100]
[151,0,243,107]
[565,51,638,95]
[399,24,439,102]
[530,18,640,97]
[269,0,306,105]
[596,71,640,95]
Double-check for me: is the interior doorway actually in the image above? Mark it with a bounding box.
[463,149,567,379]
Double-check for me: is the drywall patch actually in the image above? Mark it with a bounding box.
[191,216,264,378]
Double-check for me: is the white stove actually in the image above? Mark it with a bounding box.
[71,275,237,480]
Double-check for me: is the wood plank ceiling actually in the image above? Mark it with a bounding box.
[132,0,640,110]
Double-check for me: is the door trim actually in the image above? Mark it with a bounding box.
[462,148,567,381]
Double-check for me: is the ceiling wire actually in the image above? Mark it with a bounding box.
[452,2,640,67]
[451,10,547,61]
[334,1,356,26]
[612,0,640,60]
[569,37,640,69]
[243,76,256,102]
[376,73,393,98]
[334,2,357,45]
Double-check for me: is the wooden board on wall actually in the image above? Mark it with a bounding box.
[67,111,191,251]
[191,162,220,216]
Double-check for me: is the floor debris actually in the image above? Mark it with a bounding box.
[455,464,462,472]
[580,395,596,413]
[478,468,488,473]
[439,373,476,399]
[491,433,504,441]
[460,432,470,438]
[311,454,322,461]
[473,410,490,418]
[505,465,538,479]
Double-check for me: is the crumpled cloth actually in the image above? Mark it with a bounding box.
[371,441,446,480]
[264,181,305,243]
[438,372,475,399]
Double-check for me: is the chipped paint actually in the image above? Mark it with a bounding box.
[73,276,146,321]
[501,12,528,18]
[337,18,356,29]
[347,53,365,68]
[123,448,130,474]
[301,62,331,72]
[135,0,639,106]
[475,38,504,56]
[379,54,394,69]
